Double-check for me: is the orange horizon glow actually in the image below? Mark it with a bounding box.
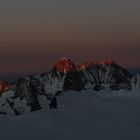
[0,24,140,74]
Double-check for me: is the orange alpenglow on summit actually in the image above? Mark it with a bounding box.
[53,57,118,74]
[53,57,76,74]
[77,60,116,70]
[0,81,9,95]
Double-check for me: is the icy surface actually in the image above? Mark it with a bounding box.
[0,90,140,140]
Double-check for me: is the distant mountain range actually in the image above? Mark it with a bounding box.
[0,57,140,115]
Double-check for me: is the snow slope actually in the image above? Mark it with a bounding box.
[1,90,140,140]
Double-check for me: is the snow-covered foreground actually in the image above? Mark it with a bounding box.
[1,90,140,140]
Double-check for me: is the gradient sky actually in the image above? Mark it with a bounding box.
[0,0,140,79]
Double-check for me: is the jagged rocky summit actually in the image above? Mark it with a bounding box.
[0,57,139,115]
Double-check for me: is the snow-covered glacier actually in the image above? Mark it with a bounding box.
[0,90,140,140]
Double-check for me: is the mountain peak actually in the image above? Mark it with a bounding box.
[77,60,116,71]
[95,60,116,65]
[61,57,70,61]
[53,57,76,74]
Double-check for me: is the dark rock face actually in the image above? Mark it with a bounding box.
[15,76,45,111]
[49,97,58,110]
[77,62,132,90]
[5,98,20,116]
[38,69,65,96]
[131,74,140,89]
[63,71,84,91]
[93,85,105,91]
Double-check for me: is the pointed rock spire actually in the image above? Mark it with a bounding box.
[53,57,76,74]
